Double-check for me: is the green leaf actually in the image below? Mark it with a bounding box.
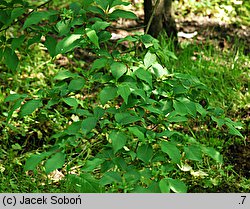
[109,131,127,153]
[99,86,117,105]
[82,158,105,172]
[112,157,127,171]
[28,34,42,46]
[81,117,97,134]
[161,141,181,164]
[110,62,127,80]
[109,9,137,20]
[19,99,43,117]
[11,35,25,50]
[100,171,122,186]
[144,51,156,68]
[195,103,207,117]
[45,152,65,174]
[109,0,130,8]
[11,8,25,20]
[23,10,58,29]
[115,112,141,125]
[159,179,170,193]
[54,70,76,80]
[65,121,81,135]
[24,152,51,171]
[93,106,105,119]
[137,144,153,163]
[69,173,101,193]
[68,78,85,91]
[128,126,145,141]
[184,144,202,162]
[91,57,108,70]
[91,21,110,31]
[56,20,71,36]
[202,147,223,164]
[6,99,23,123]
[226,122,244,138]
[152,63,169,77]
[117,83,131,104]
[44,35,57,57]
[86,28,99,48]
[134,67,152,87]
[55,34,82,55]
[168,178,187,193]
[173,98,197,117]
[62,97,78,108]
[4,93,26,102]
[95,0,109,10]
[211,116,225,127]
[4,47,19,71]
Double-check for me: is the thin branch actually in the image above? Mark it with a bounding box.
[0,0,53,33]
[145,0,160,34]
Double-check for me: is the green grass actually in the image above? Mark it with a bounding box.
[0,0,249,193]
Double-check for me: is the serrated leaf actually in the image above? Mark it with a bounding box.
[117,83,131,104]
[19,99,43,117]
[168,178,187,193]
[184,144,202,162]
[144,51,156,68]
[44,35,57,57]
[137,144,153,163]
[4,47,19,71]
[159,179,170,193]
[99,86,117,105]
[111,62,127,80]
[86,28,99,48]
[68,78,85,91]
[23,10,58,29]
[161,141,181,164]
[109,9,137,19]
[82,158,105,172]
[109,131,127,153]
[134,67,152,87]
[45,152,65,174]
[100,171,122,186]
